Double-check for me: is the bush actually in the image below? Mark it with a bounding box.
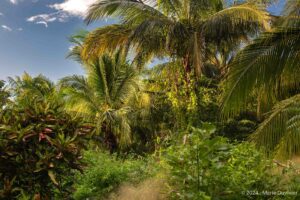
[0,97,91,199]
[161,124,300,200]
[73,150,154,200]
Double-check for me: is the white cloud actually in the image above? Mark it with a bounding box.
[9,0,19,4]
[9,0,37,5]
[27,12,68,28]
[36,21,48,28]
[17,27,23,31]
[0,13,3,16]
[49,0,97,17]
[27,13,57,22]
[27,0,97,27]
[2,25,12,31]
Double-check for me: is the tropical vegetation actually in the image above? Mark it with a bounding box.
[1,0,300,199]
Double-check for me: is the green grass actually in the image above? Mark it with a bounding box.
[73,150,156,200]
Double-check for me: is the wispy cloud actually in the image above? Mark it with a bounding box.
[27,12,68,28]
[2,25,12,31]
[0,13,3,16]
[17,27,23,31]
[27,0,97,27]
[36,21,48,28]
[8,0,37,5]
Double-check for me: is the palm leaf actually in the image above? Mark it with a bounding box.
[82,24,132,60]
[251,94,300,158]
[203,3,270,44]
[85,0,169,25]
[222,27,300,117]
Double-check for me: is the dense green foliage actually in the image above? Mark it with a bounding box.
[161,125,300,199]
[73,151,154,200]
[71,126,300,200]
[0,95,91,199]
[60,52,149,153]
[0,74,93,199]
[222,1,300,158]
[0,81,9,110]
[1,0,300,199]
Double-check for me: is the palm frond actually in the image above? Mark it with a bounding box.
[203,3,270,44]
[8,73,55,99]
[59,75,100,115]
[82,24,132,60]
[114,67,142,107]
[188,0,223,20]
[157,0,181,18]
[87,57,111,104]
[85,0,169,25]
[222,27,300,117]
[251,94,300,158]
[67,30,89,63]
[279,0,300,28]
[60,53,144,150]
[112,107,132,147]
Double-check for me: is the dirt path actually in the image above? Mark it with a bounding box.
[108,178,166,200]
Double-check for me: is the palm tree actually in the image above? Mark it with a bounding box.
[67,30,90,64]
[222,1,300,158]
[8,73,55,101]
[0,80,10,112]
[60,52,147,152]
[7,73,64,119]
[82,0,270,82]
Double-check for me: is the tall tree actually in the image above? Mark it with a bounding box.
[82,0,270,82]
[60,52,148,152]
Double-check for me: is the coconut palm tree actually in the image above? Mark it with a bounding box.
[222,1,300,158]
[6,73,64,120]
[8,73,55,100]
[67,30,90,64]
[82,0,270,82]
[60,52,147,152]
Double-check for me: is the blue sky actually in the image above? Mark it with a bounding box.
[0,0,285,81]
[0,0,110,81]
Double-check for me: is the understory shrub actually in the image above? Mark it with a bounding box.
[161,124,300,200]
[73,150,155,200]
[0,97,92,199]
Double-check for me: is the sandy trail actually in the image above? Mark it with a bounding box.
[108,178,166,200]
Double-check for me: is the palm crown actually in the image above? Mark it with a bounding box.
[82,0,270,79]
[60,52,145,152]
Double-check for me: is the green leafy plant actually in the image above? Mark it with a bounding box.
[83,0,270,80]
[73,150,154,200]
[222,1,300,157]
[0,80,10,110]
[0,93,92,199]
[60,52,150,153]
[161,124,300,199]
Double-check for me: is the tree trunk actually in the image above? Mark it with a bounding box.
[183,54,192,84]
[102,123,118,153]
